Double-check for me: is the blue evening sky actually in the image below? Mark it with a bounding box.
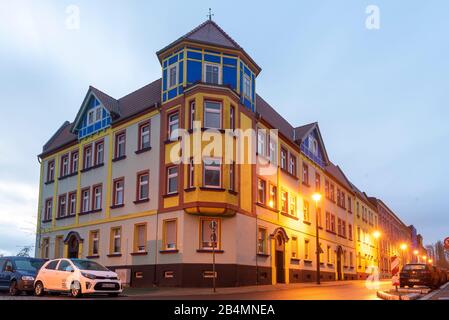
[0,0,448,255]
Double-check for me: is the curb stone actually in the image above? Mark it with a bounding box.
[376,290,421,300]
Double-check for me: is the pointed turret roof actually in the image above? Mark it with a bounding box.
[156,20,261,74]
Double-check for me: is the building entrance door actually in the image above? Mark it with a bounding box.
[275,235,285,283]
[68,236,79,259]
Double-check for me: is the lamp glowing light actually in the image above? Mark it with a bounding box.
[400,243,407,251]
[413,250,419,255]
[312,193,322,202]
[373,231,381,239]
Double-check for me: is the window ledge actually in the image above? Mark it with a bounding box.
[196,249,224,254]
[86,255,100,259]
[303,221,312,225]
[112,155,126,163]
[162,192,178,198]
[55,214,76,221]
[291,258,301,262]
[302,182,311,187]
[257,253,270,258]
[201,127,225,134]
[133,199,149,205]
[58,172,78,181]
[159,249,179,254]
[81,163,104,173]
[304,260,313,264]
[135,147,152,155]
[280,211,299,221]
[44,180,55,185]
[164,138,181,144]
[41,219,52,223]
[130,252,148,256]
[184,187,196,192]
[326,230,337,235]
[256,202,278,213]
[199,187,226,192]
[107,253,122,258]
[79,209,102,216]
[228,190,238,196]
[110,204,124,209]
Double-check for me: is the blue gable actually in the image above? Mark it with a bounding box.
[301,129,325,168]
[76,96,112,140]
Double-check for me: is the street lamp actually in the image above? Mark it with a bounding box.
[428,259,433,265]
[312,192,322,285]
[400,243,408,266]
[413,250,419,263]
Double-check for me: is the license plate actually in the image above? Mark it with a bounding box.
[102,283,116,288]
[409,279,420,282]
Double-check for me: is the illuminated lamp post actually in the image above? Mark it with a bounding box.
[312,193,322,285]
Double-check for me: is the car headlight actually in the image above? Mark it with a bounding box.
[21,276,35,281]
[81,272,97,280]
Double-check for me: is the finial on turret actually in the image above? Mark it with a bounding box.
[207,8,214,21]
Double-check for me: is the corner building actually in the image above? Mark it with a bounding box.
[37,20,391,287]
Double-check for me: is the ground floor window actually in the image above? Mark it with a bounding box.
[110,227,121,254]
[304,239,310,260]
[163,219,177,250]
[134,223,147,253]
[291,236,298,259]
[90,230,100,256]
[257,227,267,254]
[54,236,64,259]
[200,218,220,250]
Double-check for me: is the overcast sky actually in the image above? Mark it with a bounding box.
[0,0,448,256]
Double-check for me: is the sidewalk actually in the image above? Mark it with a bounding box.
[123,280,390,297]
[421,282,449,300]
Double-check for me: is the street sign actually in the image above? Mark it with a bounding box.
[391,256,400,286]
[444,237,449,250]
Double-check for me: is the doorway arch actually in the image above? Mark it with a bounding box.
[64,231,84,259]
[271,228,289,284]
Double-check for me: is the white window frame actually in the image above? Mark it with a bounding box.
[204,101,222,129]
[168,111,179,141]
[91,231,99,256]
[82,189,90,213]
[112,228,121,254]
[167,166,178,194]
[59,195,67,218]
[61,155,69,177]
[257,128,266,157]
[116,133,126,158]
[140,122,151,150]
[95,141,104,165]
[138,172,149,200]
[243,73,252,98]
[203,62,221,85]
[167,63,178,89]
[114,180,124,205]
[93,186,102,210]
[44,199,52,221]
[188,158,195,188]
[203,157,222,189]
[69,193,76,215]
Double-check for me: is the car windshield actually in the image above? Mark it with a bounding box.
[71,259,109,271]
[14,259,46,272]
[403,264,426,271]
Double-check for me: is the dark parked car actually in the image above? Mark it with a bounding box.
[0,257,46,295]
[400,263,440,289]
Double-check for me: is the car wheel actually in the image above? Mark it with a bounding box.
[71,282,83,298]
[34,281,45,297]
[9,280,20,296]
